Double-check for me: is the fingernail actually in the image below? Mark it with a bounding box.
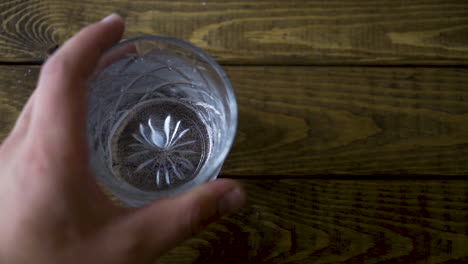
[101,13,121,23]
[219,188,246,215]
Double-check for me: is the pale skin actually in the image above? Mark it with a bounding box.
[0,14,246,263]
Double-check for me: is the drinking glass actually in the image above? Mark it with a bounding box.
[87,36,237,207]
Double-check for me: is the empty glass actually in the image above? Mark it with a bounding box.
[87,36,237,207]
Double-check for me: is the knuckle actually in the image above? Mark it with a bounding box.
[7,146,55,194]
[184,203,204,237]
[22,145,53,175]
[181,193,219,237]
[121,236,147,259]
[42,55,69,75]
[78,25,96,37]
[110,224,153,262]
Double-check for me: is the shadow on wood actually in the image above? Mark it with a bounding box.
[158,179,468,263]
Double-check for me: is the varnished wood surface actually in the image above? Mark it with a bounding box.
[158,179,468,264]
[2,1,468,262]
[0,0,468,65]
[227,66,468,176]
[2,66,468,176]
[0,66,35,140]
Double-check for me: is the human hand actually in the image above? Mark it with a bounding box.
[0,14,246,263]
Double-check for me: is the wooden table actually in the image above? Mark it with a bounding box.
[1,0,468,263]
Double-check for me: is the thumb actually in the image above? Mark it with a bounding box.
[115,179,246,259]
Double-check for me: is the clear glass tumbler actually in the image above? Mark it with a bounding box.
[87,36,237,207]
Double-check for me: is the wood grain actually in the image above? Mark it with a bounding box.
[157,179,468,263]
[0,66,35,140]
[1,65,468,176]
[1,0,468,65]
[226,66,468,176]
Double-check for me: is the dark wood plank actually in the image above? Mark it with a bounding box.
[227,66,468,176]
[157,179,468,264]
[2,66,468,176]
[0,66,35,140]
[1,0,468,65]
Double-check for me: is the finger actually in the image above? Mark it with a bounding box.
[40,13,125,88]
[94,42,137,75]
[30,14,124,150]
[109,179,247,259]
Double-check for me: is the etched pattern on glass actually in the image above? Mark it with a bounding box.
[129,115,196,186]
[88,47,219,192]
